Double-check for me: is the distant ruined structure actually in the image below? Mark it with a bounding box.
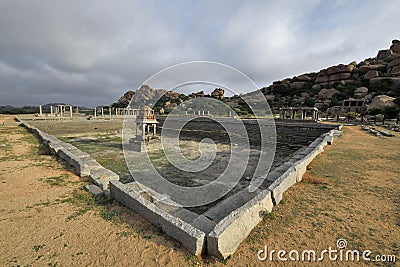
[129,106,158,152]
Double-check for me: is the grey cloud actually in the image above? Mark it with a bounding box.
[0,0,399,107]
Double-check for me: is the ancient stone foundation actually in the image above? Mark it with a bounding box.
[16,117,341,259]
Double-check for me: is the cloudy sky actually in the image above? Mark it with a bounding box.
[0,0,399,107]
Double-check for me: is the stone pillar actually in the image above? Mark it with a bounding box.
[101,108,104,117]
[109,107,112,119]
[70,106,73,117]
[147,124,150,134]
[207,111,210,116]
[39,105,43,116]
[94,107,97,118]
[292,110,296,119]
[202,110,205,115]
[198,110,201,115]
[153,124,156,135]
[301,110,305,120]
[185,111,188,116]
[279,109,283,119]
[75,106,79,114]
[229,110,232,117]
[142,123,146,136]
[50,106,53,115]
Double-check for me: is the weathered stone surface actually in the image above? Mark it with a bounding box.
[364,70,379,80]
[267,167,297,205]
[390,39,400,53]
[110,181,206,256]
[211,88,225,99]
[387,59,400,69]
[318,88,340,100]
[191,215,216,234]
[332,72,352,81]
[368,94,396,109]
[85,184,104,197]
[203,189,263,222]
[358,64,386,74]
[315,72,352,84]
[353,87,368,99]
[89,168,119,189]
[315,75,329,83]
[390,65,400,75]
[377,49,393,59]
[170,208,199,224]
[57,149,74,164]
[295,74,311,82]
[370,77,400,85]
[289,81,308,89]
[207,190,273,259]
[69,157,91,177]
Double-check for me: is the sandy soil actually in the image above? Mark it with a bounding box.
[0,115,399,266]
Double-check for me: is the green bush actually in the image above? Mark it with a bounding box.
[383,106,400,119]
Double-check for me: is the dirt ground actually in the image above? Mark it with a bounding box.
[0,115,399,266]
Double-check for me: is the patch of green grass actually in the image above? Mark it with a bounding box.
[260,210,276,220]
[66,208,89,221]
[185,255,202,266]
[219,255,232,265]
[99,209,123,223]
[40,174,70,186]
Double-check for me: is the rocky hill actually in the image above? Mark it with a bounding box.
[260,39,400,116]
[114,40,400,117]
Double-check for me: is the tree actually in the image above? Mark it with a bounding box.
[383,106,400,119]
[303,97,315,107]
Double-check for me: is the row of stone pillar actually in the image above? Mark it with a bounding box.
[279,109,319,121]
[136,122,157,136]
[93,107,138,118]
[39,105,76,117]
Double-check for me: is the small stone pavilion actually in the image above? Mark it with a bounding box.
[129,106,158,152]
[279,107,319,121]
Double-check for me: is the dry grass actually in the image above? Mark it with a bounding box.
[1,115,399,266]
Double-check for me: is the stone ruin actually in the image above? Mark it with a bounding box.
[128,106,158,152]
[16,115,342,259]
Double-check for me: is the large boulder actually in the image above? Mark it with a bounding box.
[211,88,225,99]
[368,95,396,110]
[318,88,340,100]
[370,77,400,86]
[377,49,393,59]
[387,59,400,76]
[364,70,379,80]
[295,74,312,82]
[189,91,205,98]
[391,66,400,76]
[358,64,386,74]
[353,87,369,99]
[289,81,308,89]
[390,39,400,54]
